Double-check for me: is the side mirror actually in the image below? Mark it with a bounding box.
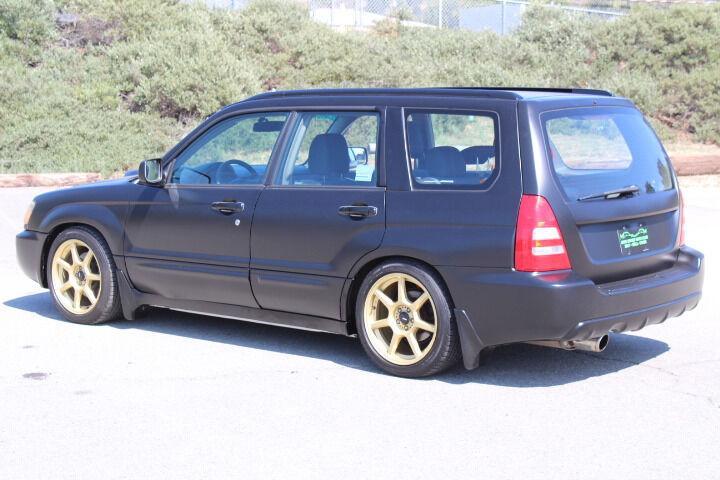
[138,158,163,185]
[348,146,369,165]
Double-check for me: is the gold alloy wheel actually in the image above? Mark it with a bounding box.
[363,272,438,366]
[51,239,102,315]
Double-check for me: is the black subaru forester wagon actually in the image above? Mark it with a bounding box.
[17,88,705,377]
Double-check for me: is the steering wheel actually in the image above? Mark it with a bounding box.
[215,159,258,184]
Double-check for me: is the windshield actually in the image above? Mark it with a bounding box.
[542,107,674,200]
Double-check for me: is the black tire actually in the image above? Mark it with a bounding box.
[46,226,122,325]
[355,260,461,377]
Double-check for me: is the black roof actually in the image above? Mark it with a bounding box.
[246,87,613,103]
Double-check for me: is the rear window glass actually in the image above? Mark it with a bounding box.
[405,110,498,189]
[543,107,673,200]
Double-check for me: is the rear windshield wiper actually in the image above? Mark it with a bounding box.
[577,185,640,202]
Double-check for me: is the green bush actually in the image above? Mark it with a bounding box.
[0,44,183,174]
[0,0,718,174]
[0,0,55,47]
[109,26,261,120]
[594,5,720,76]
[69,0,263,119]
[590,5,720,142]
[659,65,720,143]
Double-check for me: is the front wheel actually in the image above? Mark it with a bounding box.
[356,261,461,377]
[47,226,122,325]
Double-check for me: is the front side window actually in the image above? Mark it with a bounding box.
[278,111,379,186]
[406,110,498,188]
[170,112,288,185]
[543,107,673,200]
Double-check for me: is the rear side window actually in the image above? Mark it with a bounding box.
[543,107,673,200]
[405,110,498,189]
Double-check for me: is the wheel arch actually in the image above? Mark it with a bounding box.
[39,220,116,288]
[343,254,454,335]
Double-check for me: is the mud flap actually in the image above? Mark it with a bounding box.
[454,308,486,370]
[116,264,140,320]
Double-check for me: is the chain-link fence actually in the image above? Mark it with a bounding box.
[306,0,627,34]
[200,0,716,34]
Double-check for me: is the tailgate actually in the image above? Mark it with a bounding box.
[540,105,681,283]
[563,190,680,283]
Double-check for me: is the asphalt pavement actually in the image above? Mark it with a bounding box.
[1,185,718,480]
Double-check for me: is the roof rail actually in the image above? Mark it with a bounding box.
[245,87,522,102]
[463,87,614,96]
[239,86,614,105]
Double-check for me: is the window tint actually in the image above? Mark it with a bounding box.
[406,111,498,188]
[279,112,379,186]
[170,112,288,185]
[542,107,673,200]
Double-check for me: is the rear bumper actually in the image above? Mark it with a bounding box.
[16,230,47,285]
[559,292,700,342]
[440,246,704,369]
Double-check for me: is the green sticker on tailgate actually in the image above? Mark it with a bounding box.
[617,225,649,254]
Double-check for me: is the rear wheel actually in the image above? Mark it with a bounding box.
[356,261,461,377]
[47,227,122,325]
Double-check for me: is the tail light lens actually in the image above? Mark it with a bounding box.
[514,194,571,272]
[677,189,686,247]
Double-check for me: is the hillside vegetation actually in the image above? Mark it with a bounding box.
[1,0,718,174]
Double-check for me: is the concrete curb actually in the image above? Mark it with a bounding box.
[672,155,720,176]
[0,173,103,188]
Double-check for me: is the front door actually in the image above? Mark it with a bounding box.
[124,111,290,307]
[250,110,386,319]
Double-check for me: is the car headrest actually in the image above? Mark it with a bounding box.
[425,146,465,177]
[308,133,350,176]
[462,146,495,165]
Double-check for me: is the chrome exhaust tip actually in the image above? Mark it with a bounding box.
[573,334,609,353]
[527,334,609,353]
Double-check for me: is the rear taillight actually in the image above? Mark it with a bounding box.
[514,194,571,272]
[677,189,686,247]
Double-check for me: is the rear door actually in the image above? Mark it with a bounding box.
[249,109,386,319]
[532,104,680,283]
[383,98,522,269]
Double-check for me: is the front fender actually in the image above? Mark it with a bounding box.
[38,202,128,255]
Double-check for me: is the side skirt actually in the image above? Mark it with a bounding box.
[116,266,350,336]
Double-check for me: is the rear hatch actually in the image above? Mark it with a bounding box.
[541,106,680,283]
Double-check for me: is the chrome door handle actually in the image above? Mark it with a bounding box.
[211,201,245,215]
[337,205,378,219]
